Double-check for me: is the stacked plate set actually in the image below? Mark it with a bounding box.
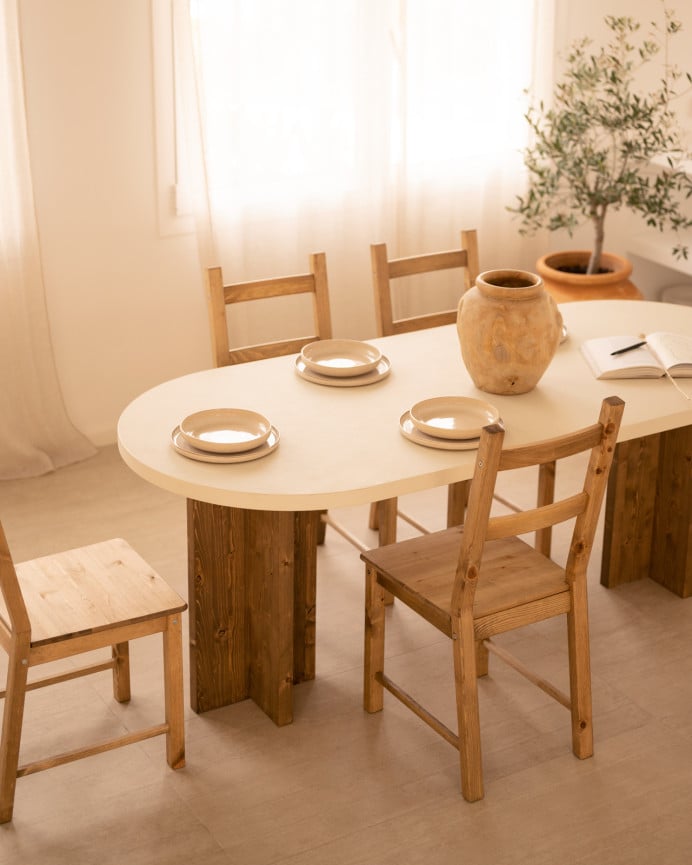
[295,339,391,386]
[399,396,501,450]
[171,408,279,463]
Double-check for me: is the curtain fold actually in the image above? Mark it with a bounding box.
[0,0,96,480]
[178,0,551,344]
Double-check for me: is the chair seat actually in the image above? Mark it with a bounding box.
[5,538,186,648]
[363,528,569,637]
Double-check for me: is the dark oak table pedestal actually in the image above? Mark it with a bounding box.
[187,500,319,725]
[602,425,692,598]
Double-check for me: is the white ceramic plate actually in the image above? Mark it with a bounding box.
[300,339,382,377]
[295,355,391,387]
[408,396,500,440]
[179,408,272,453]
[399,413,481,451]
[171,426,279,463]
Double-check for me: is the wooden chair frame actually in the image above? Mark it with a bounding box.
[0,527,186,823]
[204,253,378,550]
[206,252,333,367]
[371,229,480,337]
[369,229,556,554]
[369,230,480,538]
[362,396,624,801]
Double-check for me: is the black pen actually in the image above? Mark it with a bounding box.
[610,340,647,356]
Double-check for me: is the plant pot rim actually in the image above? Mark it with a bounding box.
[536,250,633,287]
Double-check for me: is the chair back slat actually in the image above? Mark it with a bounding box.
[223,273,316,303]
[484,493,588,541]
[371,229,480,336]
[228,337,320,365]
[498,425,604,470]
[388,249,469,278]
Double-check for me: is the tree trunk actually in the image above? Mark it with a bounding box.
[588,211,606,274]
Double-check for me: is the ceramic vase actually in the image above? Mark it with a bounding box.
[457,269,562,395]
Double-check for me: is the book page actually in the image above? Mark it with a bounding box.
[580,335,663,379]
[646,332,692,375]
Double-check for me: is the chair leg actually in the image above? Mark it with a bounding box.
[162,614,186,770]
[368,501,379,531]
[0,646,30,824]
[566,582,593,759]
[364,565,386,713]
[375,499,397,547]
[317,510,327,545]
[375,499,397,606]
[475,639,489,678]
[112,642,131,703]
[452,619,484,802]
[535,461,556,556]
[447,480,470,528]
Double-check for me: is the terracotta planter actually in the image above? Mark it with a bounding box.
[457,269,562,395]
[536,250,643,303]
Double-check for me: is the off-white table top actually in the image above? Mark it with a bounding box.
[117,300,692,511]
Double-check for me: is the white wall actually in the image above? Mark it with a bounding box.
[20,0,209,446]
[18,0,692,446]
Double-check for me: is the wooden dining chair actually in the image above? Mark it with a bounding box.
[0,524,187,823]
[205,254,380,551]
[369,230,556,556]
[369,231,480,543]
[371,229,480,338]
[205,252,333,367]
[361,395,624,801]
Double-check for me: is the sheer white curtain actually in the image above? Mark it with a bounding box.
[0,0,95,479]
[179,0,551,343]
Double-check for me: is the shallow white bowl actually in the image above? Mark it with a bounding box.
[409,396,500,440]
[300,339,382,377]
[179,408,272,453]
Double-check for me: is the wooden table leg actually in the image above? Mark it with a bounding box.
[650,425,692,597]
[187,500,318,724]
[601,425,691,597]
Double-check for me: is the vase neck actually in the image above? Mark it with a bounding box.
[476,269,543,301]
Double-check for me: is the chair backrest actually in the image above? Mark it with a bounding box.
[371,229,480,336]
[452,396,625,613]
[205,252,333,366]
[0,522,30,643]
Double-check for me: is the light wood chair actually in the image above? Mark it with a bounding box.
[206,252,332,367]
[369,231,480,542]
[362,395,624,801]
[0,525,187,824]
[369,230,556,556]
[205,254,381,551]
[371,229,480,338]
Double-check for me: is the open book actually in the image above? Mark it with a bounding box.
[580,332,692,380]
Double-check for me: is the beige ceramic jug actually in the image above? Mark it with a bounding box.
[457,269,562,395]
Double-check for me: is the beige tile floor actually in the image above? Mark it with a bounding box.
[1,446,691,864]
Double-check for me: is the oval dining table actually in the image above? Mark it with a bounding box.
[118,300,692,725]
